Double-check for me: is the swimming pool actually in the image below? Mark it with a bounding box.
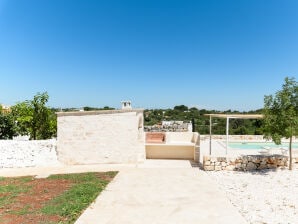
[228,142,298,150]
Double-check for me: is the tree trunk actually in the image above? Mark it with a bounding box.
[289,136,292,170]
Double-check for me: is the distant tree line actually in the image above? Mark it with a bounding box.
[83,106,115,111]
[144,106,264,135]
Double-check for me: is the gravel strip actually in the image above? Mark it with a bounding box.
[207,169,298,224]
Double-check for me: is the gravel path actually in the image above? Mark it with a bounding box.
[207,169,298,224]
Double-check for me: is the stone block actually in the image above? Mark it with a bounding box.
[215,166,222,171]
[247,156,253,162]
[204,161,211,166]
[268,164,277,169]
[210,157,217,163]
[204,165,215,171]
[235,158,242,163]
[203,156,211,161]
[252,157,261,163]
[229,160,236,165]
[217,157,226,162]
[235,163,242,168]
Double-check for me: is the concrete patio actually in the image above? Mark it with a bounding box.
[74,160,247,224]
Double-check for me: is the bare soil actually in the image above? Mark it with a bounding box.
[0,173,114,224]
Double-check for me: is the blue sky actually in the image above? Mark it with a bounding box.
[0,0,297,111]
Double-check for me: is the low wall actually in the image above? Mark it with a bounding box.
[0,139,59,168]
[203,155,298,171]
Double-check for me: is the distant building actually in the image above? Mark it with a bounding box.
[121,101,132,110]
[0,104,11,114]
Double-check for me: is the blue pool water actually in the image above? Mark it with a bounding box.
[228,142,298,150]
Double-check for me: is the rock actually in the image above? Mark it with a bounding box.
[246,162,257,171]
[252,157,261,163]
[215,161,221,166]
[235,163,242,168]
[226,165,235,171]
[268,164,277,169]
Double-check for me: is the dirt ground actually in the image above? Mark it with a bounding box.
[0,173,114,224]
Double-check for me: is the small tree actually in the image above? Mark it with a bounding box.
[263,77,298,170]
[11,101,32,136]
[12,92,57,140]
[174,105,189,112]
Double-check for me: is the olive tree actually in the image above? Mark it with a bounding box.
[263,77,298,170]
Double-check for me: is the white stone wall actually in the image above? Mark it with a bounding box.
[0,139,59,168]
[57,110,145,165]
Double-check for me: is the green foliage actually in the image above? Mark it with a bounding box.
[11,92,57,139]
[262,77,298,170]
[144,107,262,135]
[11,101,32,136]
[0,113,15,139]
[83,106,115,111]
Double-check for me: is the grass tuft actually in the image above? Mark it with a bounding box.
[42,172,117,223]
[0,183,31,208]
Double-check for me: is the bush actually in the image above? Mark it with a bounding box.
[0,113,15,139]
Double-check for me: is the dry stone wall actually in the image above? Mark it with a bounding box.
[144,121,192,132]
[0,139,59,168]
[203,155,298,171]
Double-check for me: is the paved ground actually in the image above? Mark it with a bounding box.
[75,160,247,224]
[0,160,247,224]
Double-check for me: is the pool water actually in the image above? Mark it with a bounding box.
[228,142,298,150]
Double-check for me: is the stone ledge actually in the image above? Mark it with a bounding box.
[56,109,144,117]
